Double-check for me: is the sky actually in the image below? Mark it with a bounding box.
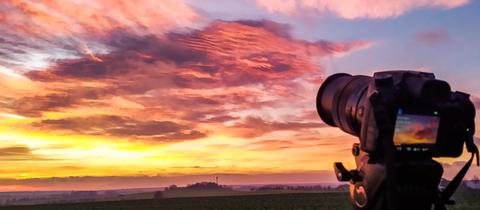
[0,0,479,191]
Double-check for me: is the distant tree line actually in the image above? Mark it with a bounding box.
[165,182,230,191]
[252,184,349,192]
[154,182,231,199]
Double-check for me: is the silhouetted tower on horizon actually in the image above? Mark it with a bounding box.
[216,176,218,185]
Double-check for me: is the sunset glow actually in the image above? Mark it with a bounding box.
[0,0,479,191]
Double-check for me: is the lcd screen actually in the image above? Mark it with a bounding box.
[393,111,440,145]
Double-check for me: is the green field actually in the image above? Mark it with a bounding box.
[2,187,479,210]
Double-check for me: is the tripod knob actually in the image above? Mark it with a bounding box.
[334,162,362,183]
[334,162,352,181]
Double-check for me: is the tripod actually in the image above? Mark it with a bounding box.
[334,143,474,210]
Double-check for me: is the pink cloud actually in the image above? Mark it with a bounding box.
[256,0,469,19]
[415,28,450,45]
[2,0,198,37]
[6,20,370,142]
[0,0,199,70]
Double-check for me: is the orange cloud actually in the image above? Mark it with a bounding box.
[32,115,207,142]
[0,145,51,161]
[256,0,469,19]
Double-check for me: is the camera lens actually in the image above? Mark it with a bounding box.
[316,73,371,136]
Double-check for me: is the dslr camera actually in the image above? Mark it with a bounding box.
[316,71,478,210]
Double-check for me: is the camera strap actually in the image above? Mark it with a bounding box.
[435,144,479,210]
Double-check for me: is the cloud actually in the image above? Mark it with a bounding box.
[27,20,371,85]
[33,115,207,141]
[4,19,370,145]
[256,0,470,19]
[1,0,197,37]
[237,116,325,131]
[7,93,98,117]
[108,120,187,137]
[0,145,51,161]
[233,20,293,39]
[27,33,208,81]
[415,28,450,45]
[0,146,30,156]
[232,116,326,138]
[247,140,303,151]
[154,130,208,141]
[0,0,199,70]
[201,115,239,123]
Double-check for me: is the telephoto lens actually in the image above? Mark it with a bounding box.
[316,73,371,136]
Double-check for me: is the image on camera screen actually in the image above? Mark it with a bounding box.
[393,111,440,146]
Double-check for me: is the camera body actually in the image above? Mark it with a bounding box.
[316,71,477,210]
[360,71,475,157]
[317,71,475,158]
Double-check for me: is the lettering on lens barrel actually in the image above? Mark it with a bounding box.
[316,71,479,210]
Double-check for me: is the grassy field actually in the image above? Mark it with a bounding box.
[1,193,351,210]
[448,185,480,210]
[1,186,479,210]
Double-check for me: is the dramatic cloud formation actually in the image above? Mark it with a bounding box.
[256,0,469,19]
[0,14,369,185]
[10,20,370,143]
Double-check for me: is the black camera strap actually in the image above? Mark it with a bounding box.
[435,143,479,210]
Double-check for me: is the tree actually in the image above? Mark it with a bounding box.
[166,185,178,190]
